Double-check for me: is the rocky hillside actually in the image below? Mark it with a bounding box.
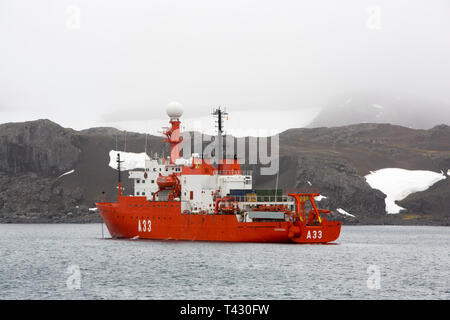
[0,120,166,223]
[273,123,450,225]
[0,119,448,225]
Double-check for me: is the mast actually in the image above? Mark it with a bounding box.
[117,153,123,198]
[163,102,184,164]
[212,106,228,167]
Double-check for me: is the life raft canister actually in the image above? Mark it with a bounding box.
[156,173,177,190]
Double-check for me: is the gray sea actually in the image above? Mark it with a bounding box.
[0,224,448,300]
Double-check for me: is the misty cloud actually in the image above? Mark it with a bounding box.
[1,0,449,132]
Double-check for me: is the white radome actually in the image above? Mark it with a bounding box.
[166,101,183,119]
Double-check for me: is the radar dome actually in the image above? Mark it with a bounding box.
[166,101,183,119]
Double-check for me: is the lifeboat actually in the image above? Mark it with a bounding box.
[215,196,239,214]
[156,173,177,190]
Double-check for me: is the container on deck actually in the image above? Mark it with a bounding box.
[229,189,255,196]
[254,189,283,201]
[248,211,285,220]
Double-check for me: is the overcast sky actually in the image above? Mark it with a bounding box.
[1,0,449,136]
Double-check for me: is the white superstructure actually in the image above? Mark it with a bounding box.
[128,156,253,214]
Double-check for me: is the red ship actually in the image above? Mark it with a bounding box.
[96,103,341,243]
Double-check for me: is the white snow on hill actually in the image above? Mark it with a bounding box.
[365,168,447,214]
[57,169,74,179]
[314,195,327,202]
[336,208,356,218]
[108,150,150,171]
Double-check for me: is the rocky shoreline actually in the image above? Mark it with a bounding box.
[0,208,102,223]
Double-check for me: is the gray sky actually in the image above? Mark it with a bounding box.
[1,0,449,135]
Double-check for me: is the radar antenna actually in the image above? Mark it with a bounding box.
[212,106,228,166]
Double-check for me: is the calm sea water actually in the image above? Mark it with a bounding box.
[0,224,448,300]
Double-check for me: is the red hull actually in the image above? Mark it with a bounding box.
[96,196,341,244]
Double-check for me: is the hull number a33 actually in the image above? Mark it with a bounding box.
[138,219,151,232]
[306,230,322,239]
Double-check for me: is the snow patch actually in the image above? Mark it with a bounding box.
[89,207,98,212]
[307,180,312,186]
[109,150,150,171]
[57,169,74,179]
[314,195,327,202]
[336,208,355,217]
[365,168,446,214]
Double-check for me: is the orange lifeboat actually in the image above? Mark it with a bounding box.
[215,196,239,214]
[156,173,177,190]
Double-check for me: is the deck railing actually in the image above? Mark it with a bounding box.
[216,170,253,176]
[232,195,294,203]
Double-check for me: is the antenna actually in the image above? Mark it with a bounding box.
[116,153,124,197]
[275,169,279,199]
[212,106,228,166]
[116,153,124,183]
[124,131,127,152]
